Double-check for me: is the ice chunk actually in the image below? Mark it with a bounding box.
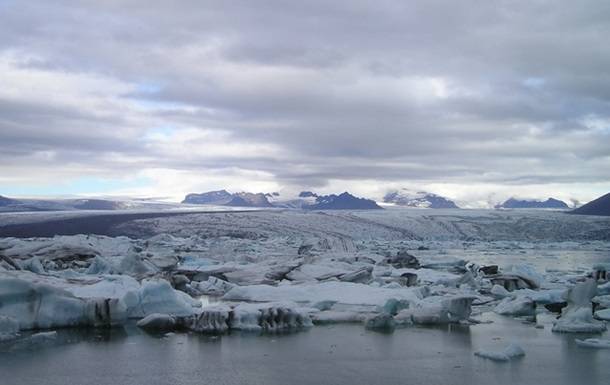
[504,265,544,289]
[223,281,423,308]
[364,313,395,330]
[494,296,536,317]
[311,310,366,324]
[594,309,610,321]
[0,276,126,330]
[85,256,115,275]
[188,277,234,296]
[29,331,58,343]
[183,305,232,333]
[491,284,510,299]
[575,338,610,349]
[474,343,525,362]
[598,282,610,295]
[117,254,158,277]
[379,298,410,315]
[552,279,606,333]
[0,315,20,341]
[136,313,177,331]
[169,302,313,334]
[124,279,201,318]
[20,257,45,274]
[398,295,476,325]
[257,304,311,331]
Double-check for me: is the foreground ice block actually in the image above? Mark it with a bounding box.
[474,343,526,362]
[137,302,312,334]
[575,338,610,349]
[395,295,476,325]
[123,279,201,318]
[0,276,126,330]
[552,279,607,333]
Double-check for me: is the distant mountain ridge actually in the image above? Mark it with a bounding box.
[304,192,382,210]
[182,190,382,210]
[570,192,610,216]
[182,190,233,205]
[0,196,153,212]
[383,189,459,209]
[495,197,569,209]
[0,195,20,207]
[182,190,273,207]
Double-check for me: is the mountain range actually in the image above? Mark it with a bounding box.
[495,197,569,209]
[183,190,381,210]
[383,189,459,209]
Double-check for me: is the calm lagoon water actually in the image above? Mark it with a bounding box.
[1,313,609,385]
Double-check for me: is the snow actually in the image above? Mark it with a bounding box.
[474,343,526,362]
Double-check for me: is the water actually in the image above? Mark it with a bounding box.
[2,313,609,385]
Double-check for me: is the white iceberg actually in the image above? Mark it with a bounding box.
[474,343,525,362]
[575,338,610,349]
[552,279,606,333]
[123,279,201,318]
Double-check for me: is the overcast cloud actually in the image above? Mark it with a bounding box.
[1,0,609,205]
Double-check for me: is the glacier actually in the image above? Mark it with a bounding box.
[1,207,609,349]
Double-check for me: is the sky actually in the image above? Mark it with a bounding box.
[1,0,609,207]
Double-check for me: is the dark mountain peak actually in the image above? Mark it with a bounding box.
[495,197,569,209]
[571,192,610,216]
[304,192,382,210]
[0,195,19,207]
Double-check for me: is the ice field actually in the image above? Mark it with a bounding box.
[1,207,610,383]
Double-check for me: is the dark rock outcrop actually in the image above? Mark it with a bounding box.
[570,192,610,217]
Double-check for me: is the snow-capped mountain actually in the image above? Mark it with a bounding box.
[304,192,383,210]
[383,189,459,209]
[0,195,20,207]
[495,197,569,209]
[182,190,273,208]
[571,192,610,216]
[182,190,233,205]
[226,192,274,207]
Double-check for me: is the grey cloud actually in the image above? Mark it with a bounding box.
[1,0,609,198]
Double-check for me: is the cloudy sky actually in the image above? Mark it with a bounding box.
[1,0,609,206]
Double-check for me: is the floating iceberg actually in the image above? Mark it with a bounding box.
[0,276,126,330]
[474,343,526,362]
[575,338,610,349]
[123,279,201,318]
[552,279,607,333]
